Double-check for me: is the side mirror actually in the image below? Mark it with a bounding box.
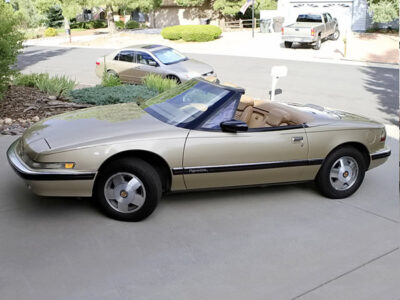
[149,60,158,67]
[220,120,248,133]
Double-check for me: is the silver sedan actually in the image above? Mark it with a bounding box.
[95,44,216,83]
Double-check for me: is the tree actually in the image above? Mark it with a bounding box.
[10,0,45,28]
[92,0,162,34]
[368,0,399,23]
[0,1,24,99]
[36,0,87,31]
[45,5,64,28]
[213,0,277,17]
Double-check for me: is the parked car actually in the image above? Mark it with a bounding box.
[282,13,340,50]
[7,79,390,221]
[95,44,216,83]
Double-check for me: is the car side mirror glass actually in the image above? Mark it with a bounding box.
[220,120,248,133]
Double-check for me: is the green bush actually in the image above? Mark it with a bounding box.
[143,74,177,93]
[115,20,124,29]
[125,20,140,29]
[161,25,222,42]
[102,72,121,87]
[69,85,157,106]
[13,73,48,87]
[0,2,24,99]
[44,27,57,37]
[91,20,107,29]
[161,25,185,40]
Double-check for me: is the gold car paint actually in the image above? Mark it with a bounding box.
[182,127,312,189]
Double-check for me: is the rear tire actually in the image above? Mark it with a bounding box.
[107,70,119,77]
[315,146,366,199]
[313,36,321,50]
[94,158,162,221]
[284,41,293,48]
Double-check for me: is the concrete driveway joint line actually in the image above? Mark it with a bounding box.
[292,247,400,300]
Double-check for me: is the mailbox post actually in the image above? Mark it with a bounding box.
[270,66,287,101]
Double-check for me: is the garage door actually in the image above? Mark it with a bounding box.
[288,1,353,32]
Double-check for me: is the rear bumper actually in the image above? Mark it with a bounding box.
[282,36,316,43]
[7,139,96,197]
[369,148,391,170]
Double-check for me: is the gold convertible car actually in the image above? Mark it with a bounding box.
[7,79,390,221]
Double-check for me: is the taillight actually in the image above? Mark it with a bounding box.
[96,61,100,65]
[311,28,315,36]
[380,128,386,142]
[281,27,284,35]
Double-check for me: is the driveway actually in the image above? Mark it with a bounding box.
[0,133,398,299]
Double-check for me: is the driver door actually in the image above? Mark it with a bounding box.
[182,127,310,189]
[132,51,164,83]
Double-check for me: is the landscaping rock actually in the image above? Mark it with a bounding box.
[32,116,40,122]
[48,95,57,100]
[4,118,12,125]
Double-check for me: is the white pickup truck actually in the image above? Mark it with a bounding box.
[281,13,340,50]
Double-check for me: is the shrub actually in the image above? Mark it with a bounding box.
[102,72,121,87]
[161,25,222,42]
[143,74,177,93]
[115,20,124,29]
[70,20,107,30]
[0,2,24,100]
[44,27,57,37]
[91,20,107,29]
[35,74,75,97]
[13,73,48,87]
[69,85,157,106]
[125,20,140,29]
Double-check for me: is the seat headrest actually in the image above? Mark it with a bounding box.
[238,95,254,110]
[267,108,291,127]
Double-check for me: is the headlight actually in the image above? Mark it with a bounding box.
[22,153,75,169]
[185,71,201,79]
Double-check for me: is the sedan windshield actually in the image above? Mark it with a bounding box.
[296,14,322,22]
[152,48,187,65]
[140,80,232,128]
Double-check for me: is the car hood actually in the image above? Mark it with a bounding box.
[167,59,214,76]
[22,102,187,153]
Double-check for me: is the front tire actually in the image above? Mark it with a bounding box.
[94,158,162,221]
[330,29,340,40]
[166,75,181,84]
[315,147,366,199]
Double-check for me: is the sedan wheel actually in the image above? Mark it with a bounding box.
[315,147,366,199]
[95,158,162,221]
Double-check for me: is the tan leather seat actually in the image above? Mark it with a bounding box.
[265,108,291,127]
[235,95,254,123]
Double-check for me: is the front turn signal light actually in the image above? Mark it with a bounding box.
[64,163,75,169]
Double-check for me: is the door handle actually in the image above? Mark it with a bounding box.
[292,136,304,143]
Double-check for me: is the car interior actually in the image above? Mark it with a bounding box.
[235,95,313,128]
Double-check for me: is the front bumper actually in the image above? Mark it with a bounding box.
[7,139,96,197]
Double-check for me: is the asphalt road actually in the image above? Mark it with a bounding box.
[0,46,397,299]
[18,46,399,125]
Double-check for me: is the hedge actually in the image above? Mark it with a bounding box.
[161,25,222,42]
[70,20,107,30]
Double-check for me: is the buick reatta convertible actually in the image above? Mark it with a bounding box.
[7,79,390,221]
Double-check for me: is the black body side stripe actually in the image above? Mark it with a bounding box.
[172,159,324,175]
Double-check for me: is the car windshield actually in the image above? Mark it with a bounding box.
[140,80,232,128]
[152,48,187,65]
[296,14,322,22]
